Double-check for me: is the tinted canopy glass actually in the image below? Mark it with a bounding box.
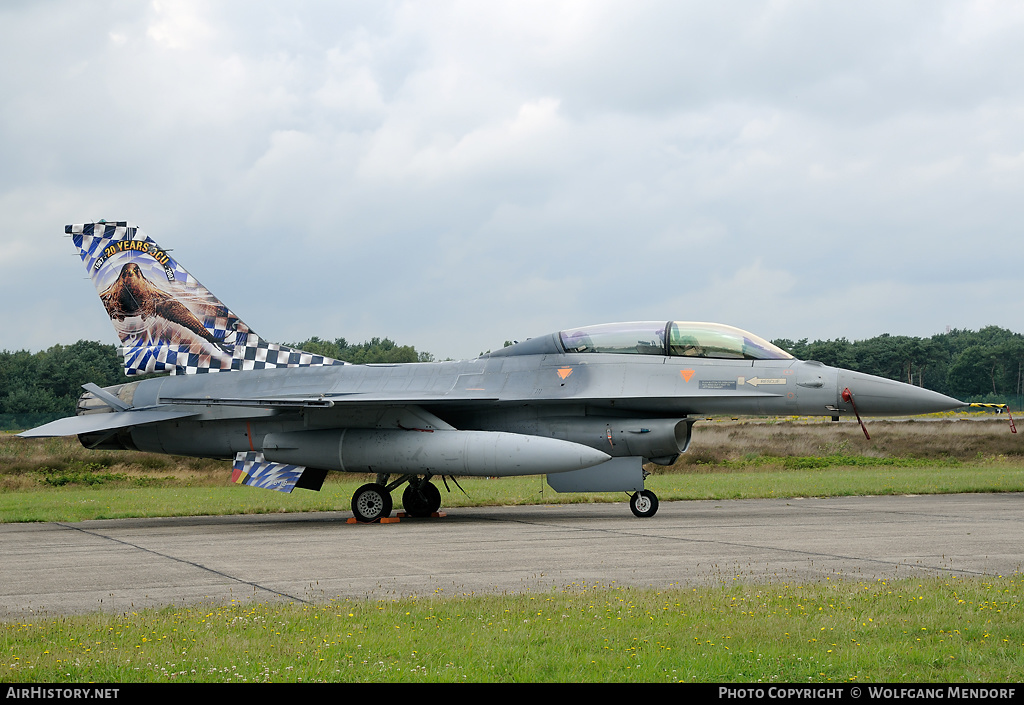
[559,321,667,355]
[669,322,792,359]
[558,321,792,360]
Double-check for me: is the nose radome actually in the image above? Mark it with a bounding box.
[836,370,964,416]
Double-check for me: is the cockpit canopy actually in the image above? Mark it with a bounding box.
[558,321,793,360]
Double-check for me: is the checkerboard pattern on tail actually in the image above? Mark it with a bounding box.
[68,221,345,375]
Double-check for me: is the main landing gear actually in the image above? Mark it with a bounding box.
[629,489,659,518]
[351,483,393,523]
[350,474,660,521]
[350,474,443,523]
[402,479,442,518]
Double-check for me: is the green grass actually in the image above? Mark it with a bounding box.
[4,576,1022,682]
[3,460,1024,524]
[2,421,1023,683]
[652,460,1024,501]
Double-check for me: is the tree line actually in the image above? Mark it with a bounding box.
[0,336,434,430]
[2,326,1022,430]
[286,336,434,365]
[771,326,1024,406]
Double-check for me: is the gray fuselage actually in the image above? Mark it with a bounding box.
[85,338,961,467]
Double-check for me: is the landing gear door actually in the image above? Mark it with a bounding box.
[546,456,644,493]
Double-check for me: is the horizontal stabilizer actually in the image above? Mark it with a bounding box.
[18,407,201,438]
[82,382,130,411]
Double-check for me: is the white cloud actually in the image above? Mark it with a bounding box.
[146,0,215,50]
[1,1,1022,360]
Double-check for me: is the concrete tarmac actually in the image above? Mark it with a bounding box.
[2,493,1022,619]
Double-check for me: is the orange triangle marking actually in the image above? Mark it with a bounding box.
[680,369,695,382]
[557,367,573,380]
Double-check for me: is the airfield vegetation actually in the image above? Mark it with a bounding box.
[4,575,1022,682]
[3,414,1023,683]
[1,414,1022,523]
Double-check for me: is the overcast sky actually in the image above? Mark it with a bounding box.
[1,1,1022,360]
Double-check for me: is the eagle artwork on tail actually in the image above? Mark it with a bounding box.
[67,222,341,375]
[99,262,230,353]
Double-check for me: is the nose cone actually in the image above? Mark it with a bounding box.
[836,370,964,416]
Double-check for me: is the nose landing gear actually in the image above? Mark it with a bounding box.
[629,489,659,518]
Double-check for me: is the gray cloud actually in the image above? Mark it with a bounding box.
[1,1,1022,360]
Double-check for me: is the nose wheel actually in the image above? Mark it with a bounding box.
[629,489,659,518]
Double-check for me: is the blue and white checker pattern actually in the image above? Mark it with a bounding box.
[68,222,346,376]
[231,451,306,494]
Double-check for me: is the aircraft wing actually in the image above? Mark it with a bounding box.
[18,407,202,438]
[158,392,501,407]
[19,391,500,440]
[158,395,340,408]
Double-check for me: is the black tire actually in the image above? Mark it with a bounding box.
[352,483,393,522]
[629,490,659,518]
[402,481,442,517]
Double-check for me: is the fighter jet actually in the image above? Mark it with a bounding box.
[21,222,966,520]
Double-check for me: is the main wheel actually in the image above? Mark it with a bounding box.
[352,483,393,522]
[629,490,659,518]
[402,481,442,517]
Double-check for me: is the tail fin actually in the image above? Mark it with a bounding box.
[69,221,344,376]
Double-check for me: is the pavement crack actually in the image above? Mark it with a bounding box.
[473,514,999,578]
[54,522,310,604]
